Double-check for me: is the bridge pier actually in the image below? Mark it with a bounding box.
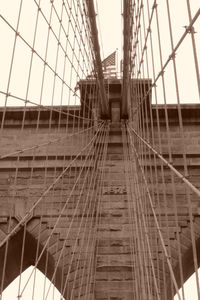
[1,81,200,299]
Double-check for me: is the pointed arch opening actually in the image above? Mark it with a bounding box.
[0,228,63,297]
[2,266,64,299]
[174,268,200,300]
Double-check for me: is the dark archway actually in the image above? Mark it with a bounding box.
[167,232,200,299]
[0,228,63,296]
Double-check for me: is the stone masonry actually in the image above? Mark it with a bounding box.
[1,80,200,299]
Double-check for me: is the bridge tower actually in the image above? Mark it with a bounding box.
[1,1,200,299]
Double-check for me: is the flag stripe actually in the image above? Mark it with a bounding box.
[102,51,116,68]
[86,51,117,79]
[102,51,117,78]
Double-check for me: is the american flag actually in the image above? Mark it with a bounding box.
[86,51,117,79]
[102,51,116,68]
[102,51,117,78]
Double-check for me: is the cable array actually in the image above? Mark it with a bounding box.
[1,0,200,299]
[0,1,108,299]
[124,0,200,299]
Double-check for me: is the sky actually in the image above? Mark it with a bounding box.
[2,266,62,300]
[0,0,200,107]
[0,0,123,108]
[94,0,122,68]
[0,0,200,299]
[174,270,200,300]
[97,0,200,104]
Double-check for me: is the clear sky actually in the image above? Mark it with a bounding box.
[94,0,122,64]
[2,266,62,299]
[96,0,200,104]
[174,270,200,300]
[0,0,200,106]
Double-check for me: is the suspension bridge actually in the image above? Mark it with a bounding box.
[0,0,200,299]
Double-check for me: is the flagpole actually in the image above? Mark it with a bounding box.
[116,48,118,78]
[108,76,109,103]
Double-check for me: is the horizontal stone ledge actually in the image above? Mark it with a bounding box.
[97,246,131,255]
[151,121,200,126]
[96,264,133,270]
[95,141,123,147]
[0,217,8,223]
[0,123,90,129]
[140,160,200,168]
[33,211,97,218]
[0,160,94,169]
[0,106,82,119]
[0,154,95,160]
[95,280,134,291]
[142,152,200,158]
[153,207,200,216]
